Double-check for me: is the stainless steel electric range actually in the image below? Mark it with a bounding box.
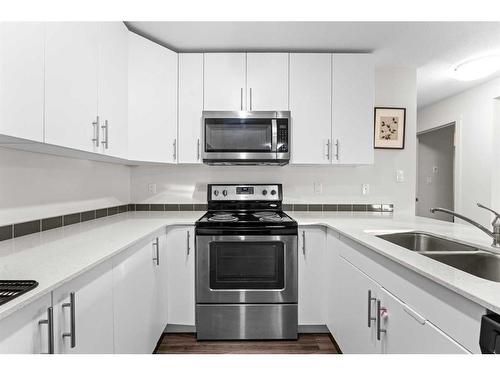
[195,184,298,340]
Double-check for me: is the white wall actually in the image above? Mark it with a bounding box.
[131,67,417,214]
[418,76,500,226]
[0,147,131,226]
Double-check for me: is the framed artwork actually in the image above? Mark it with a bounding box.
[374,107,406,149]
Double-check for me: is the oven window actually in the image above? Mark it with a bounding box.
[205,118,272,152]
[209,241,284,289]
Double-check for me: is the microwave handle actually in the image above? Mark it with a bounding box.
[271,119,277,152]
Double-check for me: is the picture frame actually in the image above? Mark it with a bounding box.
[374,107,406,149]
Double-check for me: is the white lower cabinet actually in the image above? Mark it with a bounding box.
[298,226,326,325]
[377,288,469,354]
[166,226,195,326]
[113,234,167,353]
[0,293,53,354]
[52,261,114,354]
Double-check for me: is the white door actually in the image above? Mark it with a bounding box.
[113,235,164,353]
[178,53,203,164]
[0,22,45,142]
[246,53,289,111]
[289,53,332,164]
[98,22,128,158]
[157,234,169,334]
[335,256,379,354]
[0,294,52,354]
[377,288,469,354]
[52,261,114,354]
[44,22,99,152]
[128,32,178,163]
[166,226,195,326]
[332,54,374,165]
[298,226,326,325]
[204,53,246,111]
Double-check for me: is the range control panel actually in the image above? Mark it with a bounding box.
[209,184,281,201]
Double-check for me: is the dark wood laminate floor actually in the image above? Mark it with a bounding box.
[155,333,340,354]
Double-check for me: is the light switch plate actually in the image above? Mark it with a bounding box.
[148,183,157,194]
[396,170,405,183]
[314,182,323,194]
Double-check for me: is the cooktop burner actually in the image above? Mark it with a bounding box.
[208,212,239,222]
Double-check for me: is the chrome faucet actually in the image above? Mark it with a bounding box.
[430,203,500,248]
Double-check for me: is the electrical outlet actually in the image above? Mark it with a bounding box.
[426,176,432,185]
[362,184,370,195]
[148,183,157,194]
[314,182,323,194]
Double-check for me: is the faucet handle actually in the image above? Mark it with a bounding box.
[477,203,500,226]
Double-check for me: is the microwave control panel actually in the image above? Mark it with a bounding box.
[277,119,289,153]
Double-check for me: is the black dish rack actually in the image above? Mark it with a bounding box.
[0,280,39,306]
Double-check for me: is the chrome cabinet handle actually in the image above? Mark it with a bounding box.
[62,292,76,348]
[91,116,100,147]
[152,237,160,265]
[376,300,387,341]
[367,290,376,327]
[302,230,306,255]
[187,230,191,255]
[197,138,201,161]
[249,88,253,111]
[334,139,340,161]
[240,88,244,110]
[173,139,177,161]
[101,120,109,149]
[38,307,54,354]
[326,139,331,160]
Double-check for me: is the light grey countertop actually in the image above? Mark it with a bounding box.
[1,210,499,320]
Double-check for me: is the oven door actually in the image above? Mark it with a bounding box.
[202,115,277,161]
[196,235,297,304]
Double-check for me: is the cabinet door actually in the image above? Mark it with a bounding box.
[0,294,52,354]
[335,256,379,353]
[377,288,469,354]
[166,226,195,325]
[52,261,114,354]
[45,22,99,152]
[128,32,178,163]
[113,235,164,353]
[0,22,44,142]
[298,226,326,325]
[204,53,246,111]
[98,22,128,158]
[246,53,289,111]
[178,53,203,164]
[332,54,374,165]
[289,53,332,164]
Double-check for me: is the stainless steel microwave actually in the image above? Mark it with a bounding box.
[201,111,290,166]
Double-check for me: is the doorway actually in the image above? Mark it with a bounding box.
[416,123,455,222]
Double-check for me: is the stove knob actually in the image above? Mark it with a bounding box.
[222,189,228,197]
[262,189,268,196]
[213,190,219,196]
[271,190,277,196]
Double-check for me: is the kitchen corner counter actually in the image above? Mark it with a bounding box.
[2,210,500,321]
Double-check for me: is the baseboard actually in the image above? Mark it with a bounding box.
[165,324,197,333]
[298,324,330,333]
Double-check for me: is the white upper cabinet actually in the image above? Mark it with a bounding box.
[289,53,332,164]
[332,53,374,164]
[178,53,203,164]
[97,22,129,158]
[246,53,289,111]
[44,22,100,152]
[128,32,178,163]
[0,22,45,142]
[204,53,246,111]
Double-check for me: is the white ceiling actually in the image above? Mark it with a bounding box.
[126,22,500,108]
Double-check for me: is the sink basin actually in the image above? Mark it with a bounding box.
[422,252,500,282]
[376,231,478,252]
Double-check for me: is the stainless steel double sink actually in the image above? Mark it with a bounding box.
[376,232,500,282]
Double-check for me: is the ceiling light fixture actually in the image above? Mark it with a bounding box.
[451,54,500,81]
